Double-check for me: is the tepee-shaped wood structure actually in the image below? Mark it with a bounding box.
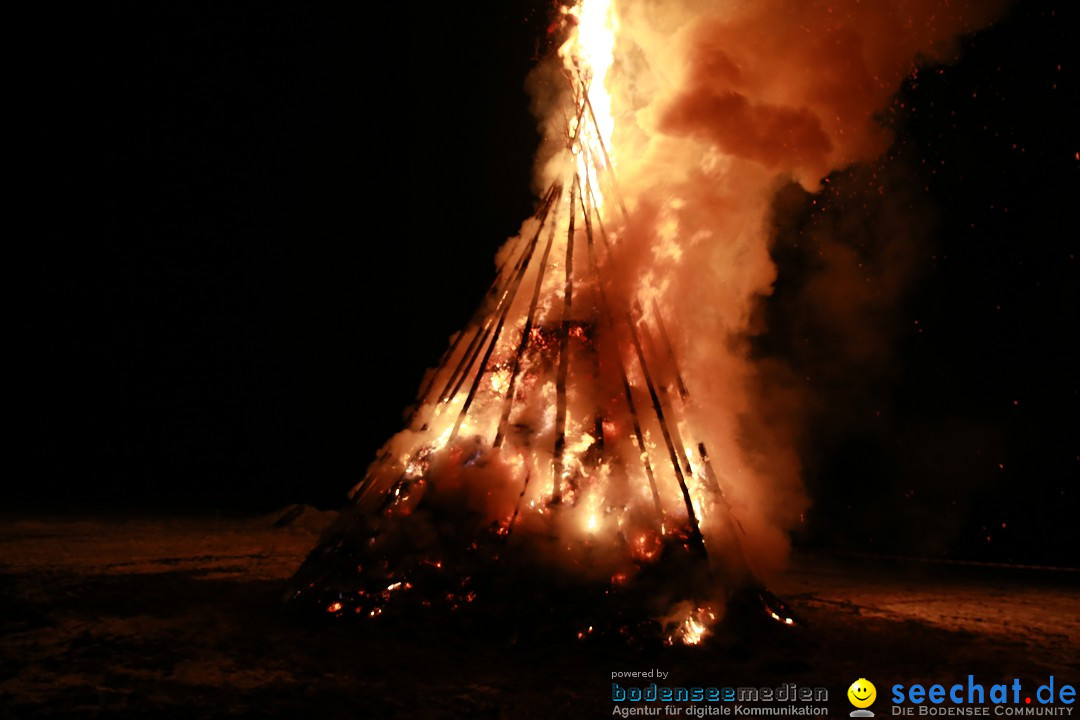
[286,49,796,644]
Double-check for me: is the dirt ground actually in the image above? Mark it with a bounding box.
[1,508,1077,719]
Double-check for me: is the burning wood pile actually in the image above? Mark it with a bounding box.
[286,1,795,646]
[287,0,995,644]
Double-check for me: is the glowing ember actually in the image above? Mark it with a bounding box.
[680,616,707,645]
[661,602,719,646]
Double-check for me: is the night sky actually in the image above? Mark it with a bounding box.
[23,1,1078,566]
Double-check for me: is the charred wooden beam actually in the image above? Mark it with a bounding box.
[502,470,533,542]
[581,168,605,451]
[551,176,578,502]
[651,299,690,401]
[569,92,588,147]
[697,444,733,517]
[619,360,662,518]
[446,322,496,402]
[697,441,761,587]
[625,313,708,560]
[640,323,694,477]
[493,186,565,448]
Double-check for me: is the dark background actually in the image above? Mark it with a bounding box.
[22,1,1078,565]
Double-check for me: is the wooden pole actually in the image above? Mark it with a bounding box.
[551,176,577,501]
[493,186,564,448]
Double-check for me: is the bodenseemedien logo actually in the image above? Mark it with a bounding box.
[610,676,831,716]
[848,678,877,717]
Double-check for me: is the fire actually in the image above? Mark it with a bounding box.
[560,0,617,207]
[290,6,786,623]
[661,602,719,646]
[630,531,662,562]
[288,0,997,643]
[562,0,616,142]
[680,616,707,645]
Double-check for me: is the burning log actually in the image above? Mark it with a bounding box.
[551,177,577,501]
[624,310,709,561]
[579,162,607,453]
[492,188,564,449]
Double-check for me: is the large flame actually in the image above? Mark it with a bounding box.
[560,0,617,210]
[290,0,1009,645]
[561,0,617,148]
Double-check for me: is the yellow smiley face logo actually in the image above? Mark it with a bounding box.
[848,679,877,708]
